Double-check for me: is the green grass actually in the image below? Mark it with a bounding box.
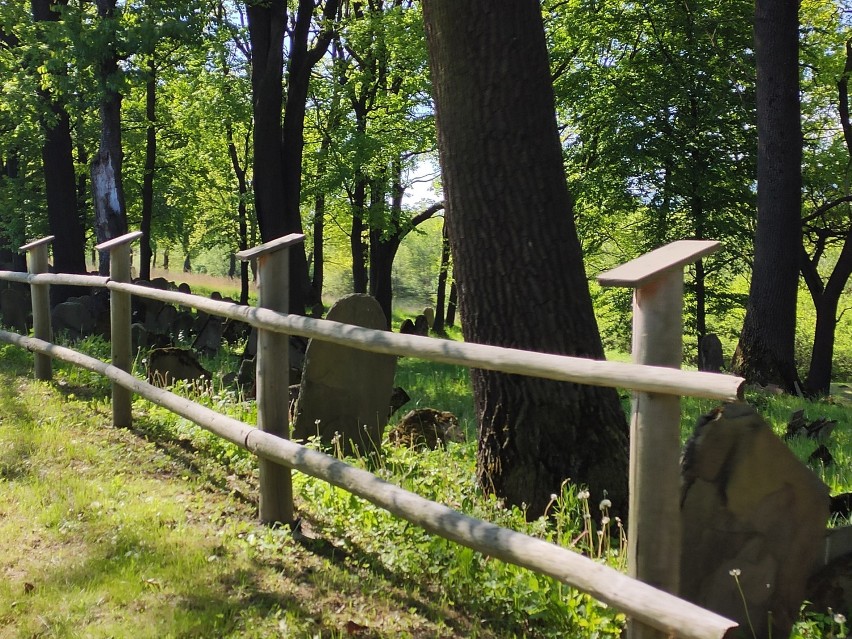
[2,331,852,638]
[0,341,628,638]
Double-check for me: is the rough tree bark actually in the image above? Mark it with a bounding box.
[422,0,629,518]
[30,0,87,293]
[91,0,128,274]
[732,0,802,391]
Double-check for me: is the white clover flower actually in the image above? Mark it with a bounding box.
[599,499,612,510]
[834,613,846,625]
[729,568,741,577]
[601,516,610,526]
[550,493,558,502]
[577,490,590,501]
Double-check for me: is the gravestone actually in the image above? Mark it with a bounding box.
[147,347,211,387]
[171,311,196,343]
[399,318,415,334]
[413,314,429,336]
[680,402,830,639]
[292,294,396,456]
[193,315,224,356]
[698,333,724,372]
[131,322,148,353]
[422,306,435,329]
[51,300,95,339]
[0,287,28,334]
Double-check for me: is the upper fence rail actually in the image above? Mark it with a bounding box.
[0,270,745,402]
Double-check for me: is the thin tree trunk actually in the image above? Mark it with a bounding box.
[803,228,852,394]
[351,176,369,294]
[432,220,451,334]
[423,0,628,518]
[801,39,852,395]
[446,279,457,327]
[140,58,156,281]
[312,191,325,308]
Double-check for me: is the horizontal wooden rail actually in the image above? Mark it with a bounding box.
[0,270,110,287]
[0,328,736,639]
[0,271,744,400]
[105,281,745,401]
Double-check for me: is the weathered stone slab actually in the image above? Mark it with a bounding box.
[698,333,724,372]
[51,301,95,339]
[292,294,396,455]
[0,287,28,334]
[680,402,830,639]
[147,347,211,387]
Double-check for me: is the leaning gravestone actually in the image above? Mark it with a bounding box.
[680,402,830,639]
[292,294,396,456]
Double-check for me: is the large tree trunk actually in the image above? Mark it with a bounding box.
[139,58,156,281]
[31,0,87,295]
[422,0,628,518]
[732,0,802,391]
[247,0,287,243]
[91,0,128,275]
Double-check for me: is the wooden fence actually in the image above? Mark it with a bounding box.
[0,232,744,639]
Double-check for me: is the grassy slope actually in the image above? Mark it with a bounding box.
[2,326,852,637]
[0,347,492,639]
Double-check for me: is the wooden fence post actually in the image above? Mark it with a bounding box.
[237,233,305,526]
[598,240,722,639]
[20,236,55,380]
[96,231,143,428]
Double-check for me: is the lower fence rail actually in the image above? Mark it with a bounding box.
[0,329,738,639]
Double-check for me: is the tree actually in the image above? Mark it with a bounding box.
[0,1,87,290]
[547,0,756,356]
[799,13,852,395]
[245,0,338,314]
[90,0,128,273]
[732,0,803,391]
[422,0,629,518]
[313,0,436,324]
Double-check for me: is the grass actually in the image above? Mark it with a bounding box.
[0,340,628,638]
[2,322,852,637]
